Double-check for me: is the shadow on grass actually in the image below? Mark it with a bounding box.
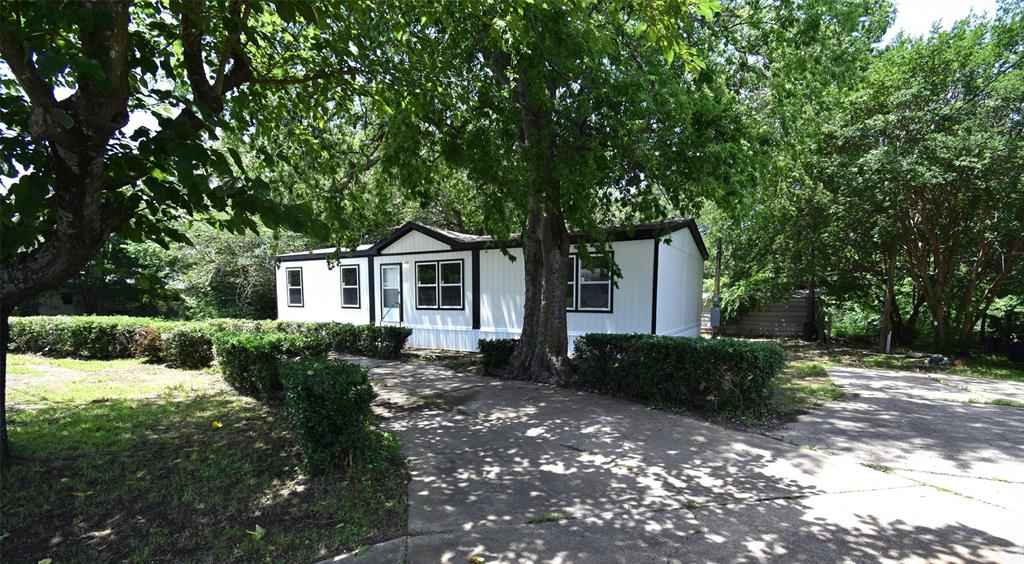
[2,393,407,563]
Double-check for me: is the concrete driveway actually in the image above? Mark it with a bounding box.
[780,366,1024,514]
[327,360,1024,563]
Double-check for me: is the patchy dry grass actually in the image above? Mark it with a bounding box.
[772,361,845,420]
[779,340,1024,382]
[405,349,482,374]
[2,354,408,563]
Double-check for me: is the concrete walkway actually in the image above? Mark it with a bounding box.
[326,359,1024,563]
[781,366,1024,514]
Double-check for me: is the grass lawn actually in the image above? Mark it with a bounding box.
[2,354,408,563]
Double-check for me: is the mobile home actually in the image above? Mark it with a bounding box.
[276,219,708,351]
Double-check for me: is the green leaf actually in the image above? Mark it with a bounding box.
[35,49,68,79]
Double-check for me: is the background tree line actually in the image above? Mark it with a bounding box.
[704,2,1024,353]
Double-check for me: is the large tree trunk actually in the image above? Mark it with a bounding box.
[507,193,570,384]
[1,304,11,466]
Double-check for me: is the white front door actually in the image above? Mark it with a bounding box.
[380,264,402,323]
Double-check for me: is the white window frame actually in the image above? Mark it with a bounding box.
[575,254,613,313]
[339,264,360,309]
[438,260,464,309]
[415,259,464,310]
[380,263,402,323]
[415,261,439,309]
[285,267,304,307]
[566,254,577,310]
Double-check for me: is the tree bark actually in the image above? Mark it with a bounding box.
[507,193,570,384]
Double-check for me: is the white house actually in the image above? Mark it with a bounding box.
[275,219,708,351]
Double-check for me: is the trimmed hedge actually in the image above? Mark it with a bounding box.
[8,316,169,359]
[8,316,414,366]
[571,334,786,415]
[163,324,215,369]
[479,338,518,375]
[213,331,333,400]
[281,357,377,474]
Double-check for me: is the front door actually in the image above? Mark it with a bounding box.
[380,264,402,323]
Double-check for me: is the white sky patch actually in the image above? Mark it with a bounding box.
[884,0,998,43]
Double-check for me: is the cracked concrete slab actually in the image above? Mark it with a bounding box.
[781,367,1024,481]
[891,469,1024,514]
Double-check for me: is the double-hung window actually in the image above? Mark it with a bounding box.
[578,263,612,311]
[339,264,360,308]
[566,253,612,312]
[286,267,303,307]
[416,260,463,309]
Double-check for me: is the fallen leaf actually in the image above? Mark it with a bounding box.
[71,491,93,497]
[468,556,486,564]
[39,559,53,564]
[247,524,266,540]
[211,421,223,429]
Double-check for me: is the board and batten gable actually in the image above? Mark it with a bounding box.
[276,256,372,324]
[379,229,451,254]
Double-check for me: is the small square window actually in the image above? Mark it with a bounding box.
[340,265,360,308]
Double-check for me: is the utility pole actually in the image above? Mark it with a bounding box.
[711,238,723,339]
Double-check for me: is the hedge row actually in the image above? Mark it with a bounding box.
[8,316,414,367]
[479,334,786,415]
[572,334,786,415]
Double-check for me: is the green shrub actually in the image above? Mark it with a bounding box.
[163,324,215,369]
[479,338,518,375]
[280,357,376,474]
[297,323,412,359]
[571,334,786,415]
[213,331,332,400]
[830,307,879,344]
[359,325,414,358]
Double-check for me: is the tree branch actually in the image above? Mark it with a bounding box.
[0,13,58,110]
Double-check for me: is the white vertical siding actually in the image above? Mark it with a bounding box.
[276,257,372,324]
[655,228,704,336]
[379,231,451,254]
[374,250,475,332]
[479,239,655,336]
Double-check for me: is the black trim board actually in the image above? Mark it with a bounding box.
[651,238,660,334]
[368,256,376,324]
[471,250,481,329]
